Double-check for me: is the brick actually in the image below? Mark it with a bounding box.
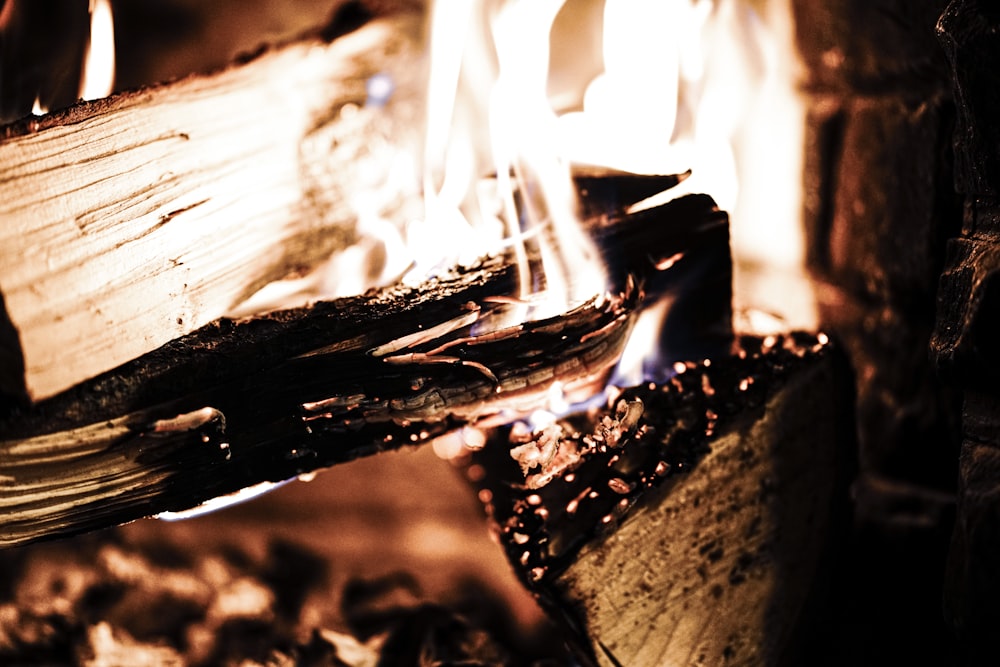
[793,0,951,93]
[823,94,958,302]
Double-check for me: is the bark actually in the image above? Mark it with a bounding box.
[0,9,424,402]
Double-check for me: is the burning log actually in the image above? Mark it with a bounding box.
[793,0,957,481]
[0,173,731,547]
[469,332,852,666]
[0,5,424,402]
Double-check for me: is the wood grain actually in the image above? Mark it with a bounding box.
[0,12,423,401]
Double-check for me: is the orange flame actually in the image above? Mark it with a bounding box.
[420,0,811,325]
[79,0,115,102]
[420,0,607,322]
[236,0,812,330]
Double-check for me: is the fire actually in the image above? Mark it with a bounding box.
[729,0,816,329]
[419,0,810,328]
[420,0,607,322]
[550,0,810,295]
[79,0,115,100]
[79,0,116,102]
[235,0,809,332]
[414,0,812,449]
[554,0,693,176]
[0,0,115,121]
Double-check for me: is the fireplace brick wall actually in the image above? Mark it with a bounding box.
[793,0,964,661]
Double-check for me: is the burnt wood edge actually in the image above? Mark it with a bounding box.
[0,190,727,436]
[0,289,636,546]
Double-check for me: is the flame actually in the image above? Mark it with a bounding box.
[235,0,810,347]
[419,0,811,324]
[419,0,607,322]
[418,0,812,401]
[555,0,688,175]
[551,0,777,220]
[79,0,115,102]
[31,96,47,116]
[729,0,816,329]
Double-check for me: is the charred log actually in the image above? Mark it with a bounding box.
[0,182,730,547]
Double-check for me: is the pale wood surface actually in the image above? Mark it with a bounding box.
[0,14,423,401]
[561,358,841,666]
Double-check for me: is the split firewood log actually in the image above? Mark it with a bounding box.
[467,332,853,666]
[0,5,424,402]
[0,172,731,547]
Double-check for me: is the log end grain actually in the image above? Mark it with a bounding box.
[472,333,853,666]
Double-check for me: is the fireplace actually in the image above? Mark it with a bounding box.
[0,0,995,664]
